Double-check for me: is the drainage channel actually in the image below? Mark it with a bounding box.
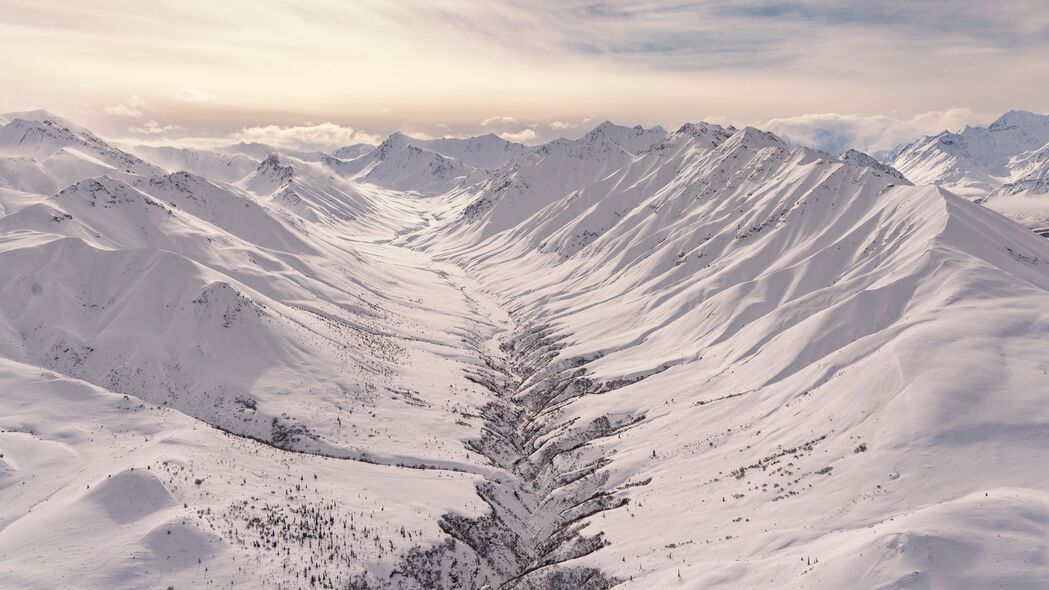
[348,324,645,590]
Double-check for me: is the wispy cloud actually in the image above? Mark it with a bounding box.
[2,1,1045,139]
[498,128,538,143]
[481,115,517,126]
[129,119,180,134]
[103,95,148,118]
[235,123,381,151]
[173,88,215,103]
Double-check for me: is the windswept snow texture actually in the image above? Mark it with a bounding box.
[2,110,1049,590]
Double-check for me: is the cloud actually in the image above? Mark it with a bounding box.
[129,119,180,134]
[4,1,1044,138]
[548,121,577,130]
[104,95,148,118]
[401,130,436,141]
[481,115,517,127]
[235,123,381,150]
[174,88,215,103]
[499,128,538,143]
[763,108,987,155]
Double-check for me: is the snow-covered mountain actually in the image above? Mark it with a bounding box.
[239,152,387,226]
[440,121,677,243]
[890,110,1049,196]
[889,110,1049,233]
[122,144,260,183]
[323,132,492,196]
[356,136,478,195]
[0,110,163,194]
[338,132,527,170]
[2,111,1048,590]
[333,143,375,160]
[217,141,337,163]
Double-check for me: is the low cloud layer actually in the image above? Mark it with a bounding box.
[235,123,382,151]
[763,109,989,156]
[173,88,215,103]
[100,110,1004,155]
[103,95,149,118]
[481,116,517,127]
[129,120,180,134]
[498,128,539,143]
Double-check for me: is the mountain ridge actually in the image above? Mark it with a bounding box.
[1,110,1048,589]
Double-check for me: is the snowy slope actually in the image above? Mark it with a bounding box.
[0,356,485,589]
[327,132,488,196]
[399,120,1049,589]
[132,170,313,251]
[435,121,678,244]
[338,132,527,170]
[414,133,528,169]
[890,110,1049,198]
[239,153,387,227]
[218,141,336,163]
[889,110,1049,232]
[0,114,517,586]
[123,144,260,183]
[357,142,477,195]
[0,110,163,195]
[979,142,1049,232]
[333,143,375,160]
[1,113,1048,590]
[0,112,161,174]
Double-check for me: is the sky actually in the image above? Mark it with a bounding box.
[1,0,1047,153]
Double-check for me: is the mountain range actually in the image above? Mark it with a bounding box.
[1,109,1047,590]
[888,110,1049,233]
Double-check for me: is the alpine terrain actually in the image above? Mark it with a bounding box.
[889,110,1049,235]
[2,109,1049,590]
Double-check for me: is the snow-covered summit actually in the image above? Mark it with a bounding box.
[840,148,911,183]
[0,109,84,132]
[123,144,259,183]
[579,120,668,154]
[891,110,1049,198]
[349,131,527,172]
[52,175,169,211]
[0,116,160,174]
[988,109,1049,132]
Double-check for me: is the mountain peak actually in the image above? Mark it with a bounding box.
[375,132,412,159]
[148,169,213,191]
[576,120,667,154]
[582,120,635,140]
[674,121,735,138]
[55,175,125,196]
[1,109,78,130]
[52,175,167,211]
[256,153,295,180]
[726,126,786,150]
[841,149,911,183]
[989,110,1049,131]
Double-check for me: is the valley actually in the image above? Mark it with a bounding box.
[1,110,1048,589]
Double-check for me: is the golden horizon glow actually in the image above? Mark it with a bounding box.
[1,0,1047,152]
